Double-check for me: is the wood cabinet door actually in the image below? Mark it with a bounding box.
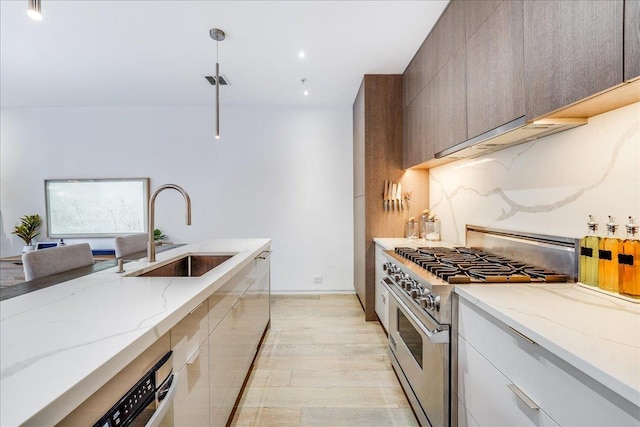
[403,1,464,110]
[430,49,467,156]
[625,0,640,82]
[403,40,428,109]
[402,87,431,169]
[464,0,503,41]
[466,0,524,139]
[524,0,624,120]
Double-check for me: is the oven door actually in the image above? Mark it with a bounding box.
[387,284,450,427]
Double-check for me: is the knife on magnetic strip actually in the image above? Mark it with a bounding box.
[391,183,397,211]
[383,180,388,211]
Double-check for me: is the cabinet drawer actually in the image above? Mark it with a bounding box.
[208,261,255,332]
[173,341,209,427]
[458,335,559,427]
[458,298,640,426]
[171,299,209,370]
[374,244,389,330]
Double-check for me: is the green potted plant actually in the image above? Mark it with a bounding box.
[153,228,166,241]
[12,214,42,252]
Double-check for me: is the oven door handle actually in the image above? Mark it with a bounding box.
[384,280,449,344]
[145,370,179,427]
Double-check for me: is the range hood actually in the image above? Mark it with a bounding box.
[435,116,587,160]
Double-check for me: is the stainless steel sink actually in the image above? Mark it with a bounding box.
[129,254,235,277]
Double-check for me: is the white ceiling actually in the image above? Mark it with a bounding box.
[0,0,448,107]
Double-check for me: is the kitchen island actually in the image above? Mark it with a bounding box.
[0,238,271,426]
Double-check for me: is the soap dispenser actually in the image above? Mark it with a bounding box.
[579,215,600,286]
[619,217,640,298]
[598,216,619,292]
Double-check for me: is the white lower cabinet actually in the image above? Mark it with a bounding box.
[173,341,210,427]
[171,250,270,427]
[374,243,389,330]
[458,335,558,427]
[458,297,640,426]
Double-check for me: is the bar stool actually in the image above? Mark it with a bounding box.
[22,243,94,281]
[114,233,148,259]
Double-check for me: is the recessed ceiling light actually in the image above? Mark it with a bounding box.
[304,90,309,96]
[298,50,306,59]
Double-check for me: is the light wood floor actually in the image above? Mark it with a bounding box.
[230,294,419,427]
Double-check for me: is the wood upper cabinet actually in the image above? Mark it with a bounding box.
[524,1,624,120]
[403,85,430,169]
[463,0,503,41]
[466,0,524,139]
[625,0,640,82]
[431,49,467,156]
[403,40,427,109]
[403,0,464,109]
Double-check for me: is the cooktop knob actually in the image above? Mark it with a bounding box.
[433,295,441,311]
[422,294,436,310]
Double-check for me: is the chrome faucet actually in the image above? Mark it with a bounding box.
[148,184,192,262]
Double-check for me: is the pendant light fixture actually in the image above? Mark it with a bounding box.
[28,0,42,20]
[210,28,225,140]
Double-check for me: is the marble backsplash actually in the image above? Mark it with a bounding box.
[429,102,640,245]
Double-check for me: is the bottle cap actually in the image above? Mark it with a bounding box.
[606,215,618,234]
[587,215,598,232]
[626,216,639,236]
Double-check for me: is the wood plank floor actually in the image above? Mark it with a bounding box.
[230,294,419,427]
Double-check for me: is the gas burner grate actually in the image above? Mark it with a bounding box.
[394,246,567,283]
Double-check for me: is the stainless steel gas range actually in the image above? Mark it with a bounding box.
[381,226,579,427]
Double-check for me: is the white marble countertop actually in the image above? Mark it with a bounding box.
[0,238,270,427]
[455,284,640,407]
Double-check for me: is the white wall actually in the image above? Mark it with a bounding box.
[0,105,354,293]
[429,102,640,245]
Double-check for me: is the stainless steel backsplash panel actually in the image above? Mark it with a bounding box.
[465,225,579,281]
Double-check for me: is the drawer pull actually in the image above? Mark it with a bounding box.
[189,300,205,315]
[257,250,272,260]
[507,383,539,410]
[186,345,204,365]
[508,326,536,345]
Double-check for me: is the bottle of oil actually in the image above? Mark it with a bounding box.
[619,217,640,298]
[579,215,600,286]
[598,216,619,292]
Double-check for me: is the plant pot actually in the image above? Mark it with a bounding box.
[22,245,35,253]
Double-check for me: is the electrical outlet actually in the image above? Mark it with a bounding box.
[312,275,323,284]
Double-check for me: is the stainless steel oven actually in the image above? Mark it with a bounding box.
[381,225,579,427]
[385,278,450,427]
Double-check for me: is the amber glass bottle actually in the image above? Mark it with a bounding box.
[619,217,640,298]
[598,216,619,292]
[579,215,600,286]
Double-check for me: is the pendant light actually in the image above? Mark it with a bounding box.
[28,0,42,20]
[210,28,225,139]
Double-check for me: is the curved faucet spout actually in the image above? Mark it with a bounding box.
[148,184,192,262]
